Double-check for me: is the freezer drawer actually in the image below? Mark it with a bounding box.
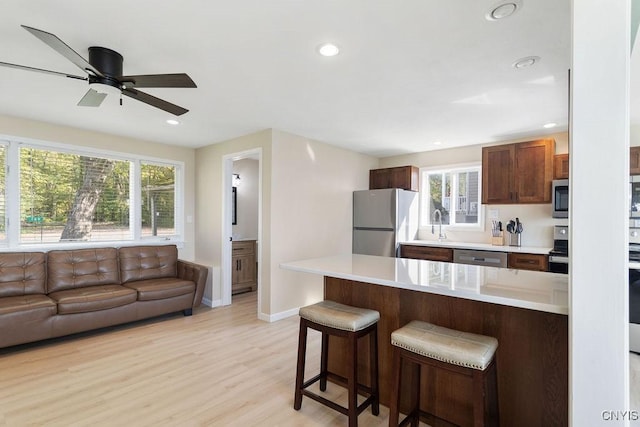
[353,228,396,257]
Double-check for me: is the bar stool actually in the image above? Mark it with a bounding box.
[388,320,499,427]
[294,300,380,427]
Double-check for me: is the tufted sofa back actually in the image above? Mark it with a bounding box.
[0,252,47,297]
[47,248,120,293]
[118,245,177,284]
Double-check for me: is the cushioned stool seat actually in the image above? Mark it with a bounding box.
[294,300,380,427]
[389,320,499,427]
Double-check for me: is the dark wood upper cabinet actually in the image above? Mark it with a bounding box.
[369,165,419,191]
[482,139,555,204]
[631,147,640,175]
[554,154,569,179]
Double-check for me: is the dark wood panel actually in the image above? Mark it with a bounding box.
[507,252,549,271]
[482,145,514,204]
[515,139,554,203]
[399,245,453,262]
[369,166,419,191]
[324,276,568,427]
[632,147,640,175]
[554,153,570,179]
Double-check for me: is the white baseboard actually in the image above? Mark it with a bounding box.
[201,297,223,308]
[258,307,299,323]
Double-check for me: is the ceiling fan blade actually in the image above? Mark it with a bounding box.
[0,61,87,80]
[21,25,104,77]
[121,73,197,88]
[122,88,188,116]
[78,88,107,107]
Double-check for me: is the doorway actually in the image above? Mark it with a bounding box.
[222,149,262,315]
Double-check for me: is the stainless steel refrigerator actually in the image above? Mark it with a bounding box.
[353,188,418,257]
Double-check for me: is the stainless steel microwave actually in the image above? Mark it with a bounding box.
[552,179,569,218]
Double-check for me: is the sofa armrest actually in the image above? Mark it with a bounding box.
[177,260,209,308]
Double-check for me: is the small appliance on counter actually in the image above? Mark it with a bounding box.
[352,188,418,257]
[548,225,569,274]
[505,218,523,247]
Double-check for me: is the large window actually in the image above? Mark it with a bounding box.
[421,164,482,228]
[0,138,182,247]
[141,162,176,238]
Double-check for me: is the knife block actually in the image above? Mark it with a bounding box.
[491,233,504,246]
[508,233,521,247]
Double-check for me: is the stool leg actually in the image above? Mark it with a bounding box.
[347,332,358,427]
[320,331,329,391]
[293,318,308,410]
[370,324,379,416]
[388,346,402,427]
[408,360,421,427]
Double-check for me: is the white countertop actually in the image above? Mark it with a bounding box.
[280,254,568,315]
[402,240,552,255]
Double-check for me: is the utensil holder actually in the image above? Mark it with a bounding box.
[509,233,521,247]
[491,233,504,246]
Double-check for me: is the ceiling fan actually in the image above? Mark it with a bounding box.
[0,25,196,116]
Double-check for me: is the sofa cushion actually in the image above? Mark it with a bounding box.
[123,277,195,301]
[47,248,119,293]
[0,252,47,297]
[119,245,177,284]
[49,285,137,314]
[0,294,57,316]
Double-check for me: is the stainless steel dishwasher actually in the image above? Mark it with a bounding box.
[453,249,507,268]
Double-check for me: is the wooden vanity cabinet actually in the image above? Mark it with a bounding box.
[400,245,453,262]
[507,252,548,272]
[482,139,555,204]
[232,240,257,294]
[369,166,419,191]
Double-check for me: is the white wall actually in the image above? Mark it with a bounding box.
[195,129,272,310]
[269,129,378,316]
[195,128,377,318]
[232,158,259,240]
[0,114,198,260]
[379,132,569,248]
[571,0,629,424]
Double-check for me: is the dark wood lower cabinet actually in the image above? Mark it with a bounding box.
[324,276,568,427]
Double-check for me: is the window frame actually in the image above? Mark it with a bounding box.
[419,162,484,232]
[0,135,184,250]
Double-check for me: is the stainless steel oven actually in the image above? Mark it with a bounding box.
[552,179,569,218]
[548,225,568,274]
[631,176,640,218]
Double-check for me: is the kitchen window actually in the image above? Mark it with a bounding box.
[0,138,183,248]
[420,164,482,229]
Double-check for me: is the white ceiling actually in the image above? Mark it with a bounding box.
[0,1,577,157]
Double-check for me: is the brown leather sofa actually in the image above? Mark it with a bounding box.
[0,244,208,349]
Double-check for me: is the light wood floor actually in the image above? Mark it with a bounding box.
[3,292,638,426]
[0,292,394,427]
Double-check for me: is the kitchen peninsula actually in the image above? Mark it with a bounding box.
[281,254,569,426]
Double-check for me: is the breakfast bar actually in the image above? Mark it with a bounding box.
[281,254,569,426]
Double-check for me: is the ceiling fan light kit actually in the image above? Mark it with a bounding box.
[0,25,197,116]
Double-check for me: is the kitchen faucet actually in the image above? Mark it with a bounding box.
[432,209,446,241]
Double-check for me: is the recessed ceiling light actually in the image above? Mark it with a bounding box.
[166,119,180,126]
[543,122,557,129]
[512,56,540,69]
[433,141,443,146]
[485,0,522,21]
[317,43,340,57]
